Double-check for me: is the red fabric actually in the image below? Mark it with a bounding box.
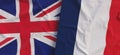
[104,0,120,55]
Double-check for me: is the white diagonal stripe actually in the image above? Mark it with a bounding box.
[0,33,20,48]
[34,0,61,17]
[31,32,57,47]
[0,9,20,23]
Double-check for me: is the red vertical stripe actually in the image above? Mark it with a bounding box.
[19,0,31,55]
[104,0,120,55]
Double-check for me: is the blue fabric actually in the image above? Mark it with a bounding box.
[32,0,58,15]
[55,0,81,55]
[34,39,55,55]
[0,0,16,16]
[0,40,17,55]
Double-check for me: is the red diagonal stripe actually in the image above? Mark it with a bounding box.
[0,37,14,46]
[45,36,57,42]
[0,15,5,19]
[36,2,61,17]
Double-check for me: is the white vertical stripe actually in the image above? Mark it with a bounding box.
[29,0,34,22]
[16,0,20,18]
[74,0,112,55]
[30,37,35,55]
[29,0,35,55]
[16,35,21,55]
[16,0,20,55]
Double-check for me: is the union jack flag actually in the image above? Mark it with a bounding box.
[0,0,61,55]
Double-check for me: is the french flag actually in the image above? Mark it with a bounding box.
[55,0,120,55]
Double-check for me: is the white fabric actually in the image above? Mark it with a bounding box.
[74,0,112,55]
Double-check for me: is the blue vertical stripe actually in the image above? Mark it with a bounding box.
[55,0,81,55]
